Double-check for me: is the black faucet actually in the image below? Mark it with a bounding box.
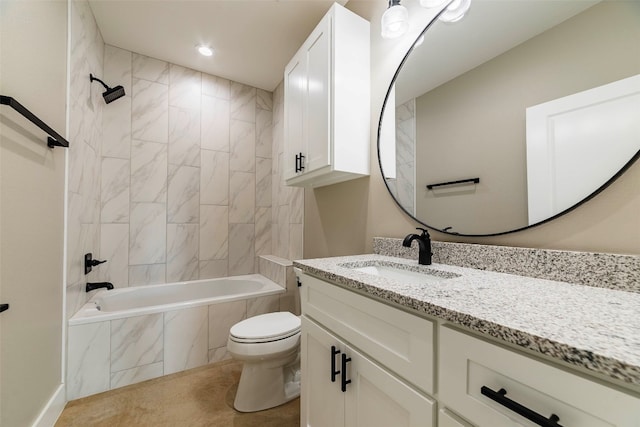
[402,228,432,265]
[86,282,114,292]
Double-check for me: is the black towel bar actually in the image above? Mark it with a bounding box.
[0,95,69,148]
[426,177,479,190]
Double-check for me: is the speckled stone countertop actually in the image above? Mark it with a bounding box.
[293,254,640,388]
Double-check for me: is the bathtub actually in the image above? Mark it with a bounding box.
[69,273,284,325]
[67,274,287,399]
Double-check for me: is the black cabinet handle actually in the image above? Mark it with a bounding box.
[0,303,9,313]
[481,386,563,427]
[341,353,352,392]
[295,152,305,173]
[331,346,341,382]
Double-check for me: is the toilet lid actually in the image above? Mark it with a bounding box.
[230,312,301,341]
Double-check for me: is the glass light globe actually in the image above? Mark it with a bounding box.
[381,3,409,39]
[439,0,471,23]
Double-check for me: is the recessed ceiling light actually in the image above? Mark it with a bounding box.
[197,44,214,57]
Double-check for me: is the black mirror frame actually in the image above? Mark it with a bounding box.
[376,8,640,237]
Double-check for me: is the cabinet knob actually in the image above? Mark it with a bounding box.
[331,345,341,382]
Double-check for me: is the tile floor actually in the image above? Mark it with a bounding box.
[55,360,300,426]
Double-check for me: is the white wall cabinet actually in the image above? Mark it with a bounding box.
[298,270,640,427]
[284,3,370,188]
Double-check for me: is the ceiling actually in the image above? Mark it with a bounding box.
[395,0,599,105]
[88,0,347,91]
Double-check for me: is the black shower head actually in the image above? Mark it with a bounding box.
[89,73,126,104]
[102,85,126,104]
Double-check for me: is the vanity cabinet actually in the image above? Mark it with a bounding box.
[298,269,640,427]
[283,3,370,188]
[299,271,435,426]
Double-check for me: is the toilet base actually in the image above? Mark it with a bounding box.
[233,354,300,412]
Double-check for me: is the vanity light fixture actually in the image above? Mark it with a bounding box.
[438,0,471,22]
[197,44,214,57]
[420,0,472,23]
[381,0,409,39]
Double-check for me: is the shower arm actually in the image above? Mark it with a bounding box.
[89,74,110,90]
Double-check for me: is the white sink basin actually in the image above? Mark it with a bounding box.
[344,262,459,284]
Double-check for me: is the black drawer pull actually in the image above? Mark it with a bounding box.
[330,346,341,382]
[481,386,563,427]
[341,353,351,392]
[0,303,9,313]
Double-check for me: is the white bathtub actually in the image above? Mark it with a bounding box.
[67,273,287,399]
[69,274,285,325]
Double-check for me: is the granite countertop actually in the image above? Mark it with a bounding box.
[293,254,640,388]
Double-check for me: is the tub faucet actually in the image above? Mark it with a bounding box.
[402,228,432,265]
[86,282,114,292]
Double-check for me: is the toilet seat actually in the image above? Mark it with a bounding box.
[229,312,301,343]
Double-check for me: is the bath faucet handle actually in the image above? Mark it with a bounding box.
[84,253,107,275]
[416,227,430,238]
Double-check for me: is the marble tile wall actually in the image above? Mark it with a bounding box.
[96,45,275,289]
[68,1,304,320]
[259,255,300,315]
[67,291,284,400]
[272,83,304,261]
[394,99,416,215]
[67,0,105,319]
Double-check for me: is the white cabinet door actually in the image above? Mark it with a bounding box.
[345,348,436,427]
[301,317,345,427]
[304,11,331,175]
[302,316,435,427]
[284,55,306,181]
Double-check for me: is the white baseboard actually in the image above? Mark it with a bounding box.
[32,384,66,427]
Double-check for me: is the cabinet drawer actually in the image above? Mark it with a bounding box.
[439,326,640,427]
[300,272,434,394]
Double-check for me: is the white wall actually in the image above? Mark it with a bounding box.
[0,1,67,425]
[304,0,640,257]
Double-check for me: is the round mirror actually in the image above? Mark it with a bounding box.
[378,0,640,236]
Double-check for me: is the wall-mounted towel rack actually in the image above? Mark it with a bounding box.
[426,177,479,190]
[0,95,69,148]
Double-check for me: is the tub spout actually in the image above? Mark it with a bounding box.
[86,282,114,292]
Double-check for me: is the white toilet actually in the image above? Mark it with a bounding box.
[227,311,302,412]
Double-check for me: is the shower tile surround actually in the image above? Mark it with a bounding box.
[387,99,416,215]
[67,255,296,400]
[67,0,303,319]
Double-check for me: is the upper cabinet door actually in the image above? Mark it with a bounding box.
[304,12,331,175]
[283,55,306,181]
